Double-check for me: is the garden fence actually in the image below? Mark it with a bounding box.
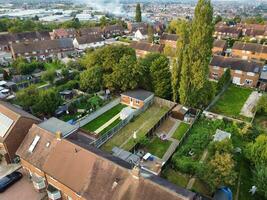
[91,99,152,148]
[75,98,120,127]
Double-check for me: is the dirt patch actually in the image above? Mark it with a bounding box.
[156,117,175,134]
[260,120,267,129]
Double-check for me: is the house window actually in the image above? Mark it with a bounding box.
[212,72,219,80]
[136,100,140,104]
[245,79,253,85]
[47,184,61,200]
[247,72,255,76]
[213,66,220,70]
[235,70,242,74]
[32,175,46,190]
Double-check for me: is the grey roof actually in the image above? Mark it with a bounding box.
[210,55,263,73]
[0,101,40,121]
[161,33,178,41]
[121,89,154,101]
[75,35,104,44]
[38,117,77,137]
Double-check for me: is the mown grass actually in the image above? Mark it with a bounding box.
[145,137,172,158]
[210,85,252,121]
[82,104,126,132]
[172,122,190,140]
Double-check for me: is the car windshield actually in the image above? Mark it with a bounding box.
[0,177,10,184]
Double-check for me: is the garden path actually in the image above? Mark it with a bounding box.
[186,149,209,189]
[94,113,120,134]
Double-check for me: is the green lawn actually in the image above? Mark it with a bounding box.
[145,137,172,158]
[82,104,126,132]
[101,104,169,152]
[99,118,121,135]
[210,85,252,121]
[172,122,190,140]
[162,168,190,188]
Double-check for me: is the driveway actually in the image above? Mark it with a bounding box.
[0,169,46,200]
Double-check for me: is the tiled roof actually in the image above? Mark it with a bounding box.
[130,41,164,53]
[161,33,178,41]
[210,55,263,73]
[232,41,267,54]
[213,39,227,48]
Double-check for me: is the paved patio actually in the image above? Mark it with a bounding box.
[0,169,46,200]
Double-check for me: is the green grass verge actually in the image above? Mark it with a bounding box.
[172,122,190,140]
[82,104,126,132]
[210,85,252,121]
[101,104,169,152]
[145,137,172,158]
[99,118,121,135]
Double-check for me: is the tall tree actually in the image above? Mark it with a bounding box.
[172,20,190,102]
[150,55,172,99]
[135,3,142,22]
[178,0,214,107]
[147,25,154,43]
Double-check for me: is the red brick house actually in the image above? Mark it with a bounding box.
[232,41,267,61]
[209,55,263,87]
[17,122,197,200]
[121,90,154,109]
[160,33,178,49]
[212,39,227,55]
[0,101,40,163]
[130,41,164,57]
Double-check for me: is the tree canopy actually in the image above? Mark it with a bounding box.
[135,3,142,22]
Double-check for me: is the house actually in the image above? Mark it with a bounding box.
[214,25,242,39]
[241,24,267,40]
[160,33,178,49]
[130,41,164,57]
[73,35,105,51]
[16,125,197,200]
[212,39,227,55]
[10,38,75,61]
[38,117,78,138]
[104,25,125,38]
[79,27,103,37]
[0,31,51,52]
[209,55,263,87]
[232,41,267,61]
[259,65,267,91]
[127,22,148,33]
[121,89,154,109]
[50,28,77,39]
[0,101,40,163]
[133,29,148,41]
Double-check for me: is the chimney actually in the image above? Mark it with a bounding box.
[131,165,140,179]
[55,131,62,140]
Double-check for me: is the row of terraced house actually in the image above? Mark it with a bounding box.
[0,22,164,64]
[0,99,200,200]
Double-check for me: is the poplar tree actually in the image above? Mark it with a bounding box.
[178,0,214,107]
[172,20,190,102]
[135,3,142,22]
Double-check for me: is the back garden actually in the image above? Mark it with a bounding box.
[162,115,266,199]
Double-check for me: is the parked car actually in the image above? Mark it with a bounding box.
[0,171,22,192]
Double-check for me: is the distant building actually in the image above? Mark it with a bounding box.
[73,35,105,51]
[209,55,263,87]
[0,31,50,51]
[50,28,77,39]
[232,41,267,61]
[130,41,164,57]
[0,101,40,163]
[10,38,75,61]
[212,39,227,55]
[160,33,178,49]
[214,25,242,39]
[103,25,125,38]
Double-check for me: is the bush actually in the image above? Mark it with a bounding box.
[172,156,204,175]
